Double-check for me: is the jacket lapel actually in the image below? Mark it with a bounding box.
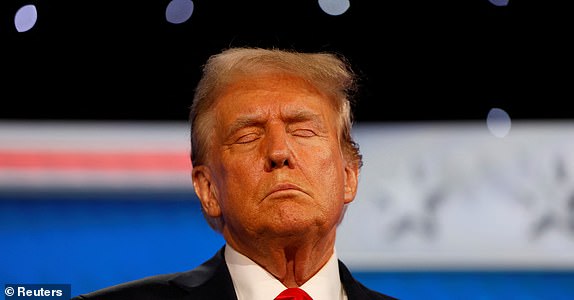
[168,247,387,300]
[170,246,238,300]
[339,259,372,300]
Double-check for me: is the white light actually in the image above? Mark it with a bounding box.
[318,0,350,16]
[165,0,194,24]
[14,4,38,33]
[486,107,511,138]
[488,0,510,7]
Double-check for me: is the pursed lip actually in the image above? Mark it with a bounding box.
[265,183,306,198]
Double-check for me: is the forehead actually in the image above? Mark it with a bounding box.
[224,73,320,96]
[213,73,334,116]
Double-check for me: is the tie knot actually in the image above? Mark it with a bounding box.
[274,287,313,300]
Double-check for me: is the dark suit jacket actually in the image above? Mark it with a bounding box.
[72,246,397,300]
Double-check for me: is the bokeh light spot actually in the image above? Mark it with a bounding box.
[488,0,510,7]
[14,4,38,33]
[318,0,350,16]
[486,107,511,138]
[166,0,194,24]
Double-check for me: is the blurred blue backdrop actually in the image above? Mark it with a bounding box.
[2,192,574,300]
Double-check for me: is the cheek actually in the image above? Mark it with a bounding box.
[308,147,346,193]
[217,158,261,203]
[316,145,343,171]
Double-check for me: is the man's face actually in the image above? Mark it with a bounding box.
[193,73,358,244]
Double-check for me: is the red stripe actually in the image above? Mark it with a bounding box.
[0,151,190,171]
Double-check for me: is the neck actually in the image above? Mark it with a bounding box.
[224,229,337,287]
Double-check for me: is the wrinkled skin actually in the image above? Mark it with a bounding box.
[192,73,359,287]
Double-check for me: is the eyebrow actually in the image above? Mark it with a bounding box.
[225,114,266,138]
[225,109,326,137]
[284,110,326,131]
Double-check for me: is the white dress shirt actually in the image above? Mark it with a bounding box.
[224,244,348,300]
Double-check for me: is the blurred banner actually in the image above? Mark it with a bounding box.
[0,121,193,193]
[338,121,574,270]
[1,120,574,270]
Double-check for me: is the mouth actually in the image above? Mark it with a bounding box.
[265,183,306,199]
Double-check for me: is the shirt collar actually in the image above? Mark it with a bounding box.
[224,244,346,300]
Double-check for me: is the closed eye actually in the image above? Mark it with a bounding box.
[292,129,317,137]
[235,133,260,144]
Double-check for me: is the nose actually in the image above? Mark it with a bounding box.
[264,127,293,171]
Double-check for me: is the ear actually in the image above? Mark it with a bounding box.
[343,162,359,204]
[192,165,222,218]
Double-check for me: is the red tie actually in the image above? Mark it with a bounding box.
[274,287,313,300]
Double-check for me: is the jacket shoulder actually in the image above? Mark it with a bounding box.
[338,260,399,300]
[353,280,399,300]
[71,272,187,300]
[71,247,234,300]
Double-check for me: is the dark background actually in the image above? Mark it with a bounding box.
[2,2,574,298]
[2,0,572,122]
